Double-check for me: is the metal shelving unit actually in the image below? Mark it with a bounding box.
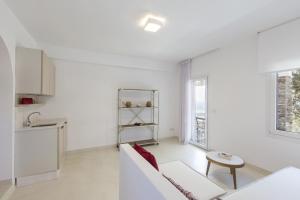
[117,89,159,148]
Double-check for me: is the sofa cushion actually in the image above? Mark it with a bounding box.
[133,144,159,171]
[159,161,226,200]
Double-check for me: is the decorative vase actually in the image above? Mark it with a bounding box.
[125,101,132,108]
[146,101,152,107]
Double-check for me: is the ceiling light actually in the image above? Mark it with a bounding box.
[144,18,164,32]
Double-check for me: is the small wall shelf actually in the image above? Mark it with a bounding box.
[117,88,159,148]
[15,94,45,108]
[15,103,44,108]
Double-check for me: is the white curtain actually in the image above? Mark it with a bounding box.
[180,59,192,144]
[258,18,300,73]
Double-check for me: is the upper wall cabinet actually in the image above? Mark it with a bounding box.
[16,47,55,96]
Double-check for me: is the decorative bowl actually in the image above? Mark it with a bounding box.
[125,101,132,108]
[146,101,152,107]
[218,152,232,160]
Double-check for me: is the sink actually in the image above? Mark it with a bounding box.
[30,123,57,127]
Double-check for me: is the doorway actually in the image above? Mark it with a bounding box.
[0,36,14,197]
[190,77,208,150]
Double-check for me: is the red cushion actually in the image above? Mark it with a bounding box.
[133,144,159,171]
[133,143,148,154]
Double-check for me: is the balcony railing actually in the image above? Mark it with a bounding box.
[191,115,206,146]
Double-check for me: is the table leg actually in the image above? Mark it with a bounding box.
[231,167,237,189]
[206,161,211,176]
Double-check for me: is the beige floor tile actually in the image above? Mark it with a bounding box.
[0,180,12,199]
[10,137,268,200]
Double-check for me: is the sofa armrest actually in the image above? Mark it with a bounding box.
[223,167,300,200]
[119,144,187,200]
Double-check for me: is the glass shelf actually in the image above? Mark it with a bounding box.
[119,123,159,128]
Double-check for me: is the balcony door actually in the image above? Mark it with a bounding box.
[190,77,208,150]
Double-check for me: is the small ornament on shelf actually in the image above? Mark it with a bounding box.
[134,122,142,126]
[123,101,132,108]
[146,101,152,107]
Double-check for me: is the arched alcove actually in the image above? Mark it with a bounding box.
[0,35,14,194]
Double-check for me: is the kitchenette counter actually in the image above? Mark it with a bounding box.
[15,118,67,132]
[15,117,68,186]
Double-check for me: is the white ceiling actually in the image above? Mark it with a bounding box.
[4,0,300,63]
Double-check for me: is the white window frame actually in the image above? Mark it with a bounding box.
[269,72,300,139]
[189,76,208,150]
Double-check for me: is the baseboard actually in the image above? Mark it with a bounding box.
[159,136,179,142]
[0,185,15,200]
[16,171,59,187]
[66,136,179,155]
[66,144,116,156]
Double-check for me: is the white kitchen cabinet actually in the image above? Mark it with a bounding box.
[15,123,66,178]
[15,127,58,177]
[58,123,66,169]
[16,47,55,96]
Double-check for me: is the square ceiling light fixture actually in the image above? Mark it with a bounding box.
[144,17,164,32]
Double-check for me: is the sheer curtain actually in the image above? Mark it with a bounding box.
[180,59,192,144]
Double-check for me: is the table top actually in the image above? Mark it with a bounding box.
[206,151,244,168]
[223,167,300,200]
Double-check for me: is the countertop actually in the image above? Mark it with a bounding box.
[16,118,67,132]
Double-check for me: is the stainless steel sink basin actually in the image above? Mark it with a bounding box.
[31,123,57,127]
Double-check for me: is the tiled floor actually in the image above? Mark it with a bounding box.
[10,138,269,200]
[0,180,12,199]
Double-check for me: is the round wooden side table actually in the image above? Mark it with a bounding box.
[206,151,245,189]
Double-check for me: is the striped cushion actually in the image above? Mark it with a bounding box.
[163,174,198,200]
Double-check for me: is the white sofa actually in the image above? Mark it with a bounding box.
[119,144,300,200]
[119,144,225,200]
[223,166,300,200]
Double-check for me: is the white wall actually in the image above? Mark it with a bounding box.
[0,0,37,182]
[0,0,37,60]
[18,59,180,151]
[192,36,300,172]
[0,37,13,181]
[40,43,176,71]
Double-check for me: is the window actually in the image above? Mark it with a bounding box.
[190,78,208,149]
[276,69,300,133]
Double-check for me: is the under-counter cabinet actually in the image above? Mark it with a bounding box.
[14,122,66,185]
[58,123,67,169]
[15,127,58,178]
[15,47,55,96]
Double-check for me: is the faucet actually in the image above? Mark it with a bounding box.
[26,112,41,127]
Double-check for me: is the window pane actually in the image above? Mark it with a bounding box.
[191,79,207,148]
[276,69,300,133]
[195,80,206,116]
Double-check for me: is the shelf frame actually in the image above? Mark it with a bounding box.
[119,139,159,147]
[118,88,158,92]
[117,88,159,148]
